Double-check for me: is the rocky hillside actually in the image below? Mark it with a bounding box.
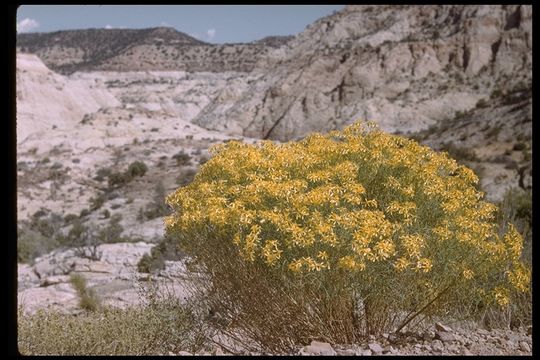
[16,5,532,321]
[192,4,532,201]
[17,27,291,74]
[194,5,531,139]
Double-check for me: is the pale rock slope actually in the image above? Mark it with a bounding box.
[16,53,121,145]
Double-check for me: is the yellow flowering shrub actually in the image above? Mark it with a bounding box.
[165,121,530,350]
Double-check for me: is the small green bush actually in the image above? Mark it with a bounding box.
[108,162,147,188]
[90,193,106,211]
[70,273,101,312]
[127,161,148,178]
[141,182,171,220]
[173,151,192,166]
[97,167,112,178]
[108,172,132,188]
[97,215,124,244]
[137,252,165,273]
[137,235,184,273]
[17,225,58,263]
[439,142,478,163]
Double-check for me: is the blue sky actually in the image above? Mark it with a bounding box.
[16,5,344,44]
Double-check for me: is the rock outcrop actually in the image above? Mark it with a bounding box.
[18,242,191,314]
[193,5,532,142]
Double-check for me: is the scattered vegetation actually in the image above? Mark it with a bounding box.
[94,167,112,182]
[165,122,530,352]
[486,124,503,139]
[70,273,101,312]
[17,226,56,264]
[199,155,210,165]
[439,142,479,163]
[176,168,197,187]
[17,291,207,355]
[101,209,111,219]
[137,234,185,273]
[108,161,148,188]
[127,161,148,178]
[17,211,65,263]
[476,98,489,109]
[90,193,106,211]
[139,181,171,221]
[173,151,192,166]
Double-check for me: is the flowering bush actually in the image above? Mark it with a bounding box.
[165,122,530,351]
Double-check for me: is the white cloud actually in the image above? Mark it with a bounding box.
[17,18,40,33]
[104,24,126,29]
[206,28,216,40]
[160,21,169,27]
[189,32,201,39]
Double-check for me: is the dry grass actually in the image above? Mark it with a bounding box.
[17,290,208,355]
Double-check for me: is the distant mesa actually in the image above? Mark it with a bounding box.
[16,27,293,74]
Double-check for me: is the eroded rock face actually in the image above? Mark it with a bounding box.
[193,5,531,142]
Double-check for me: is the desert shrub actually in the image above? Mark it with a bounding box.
[141,182,171,220]
[173,151,192,166]
[481,187,533,328]
[79,208,90,218]
[439,142,478,163]
[63,213,78,224]
[137,252,165,273]
[127,161,148,178]
[108,162,147,188]
[90,193,106,211]
[165,122,530,352]
[137,235,185,273]
[70,273,101,312]
[17,225,58,263]
[497,188,532,264]
[101,209,111,219]
[62,220,102,260]
[17,293,207,355]
[176,168,197,187]
[97,214,124,244]
[108,172,132,188]
[97,167,112,178]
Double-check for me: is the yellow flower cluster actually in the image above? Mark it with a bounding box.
[165,121,530,306]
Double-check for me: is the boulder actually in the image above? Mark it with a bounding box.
[300,341,337,356]
[368,343,384,355]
